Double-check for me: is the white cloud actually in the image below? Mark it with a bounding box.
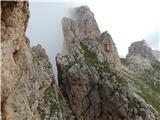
[88,0,160,55]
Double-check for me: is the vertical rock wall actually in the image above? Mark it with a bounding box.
[56,6,159,120]
[1,1,61,120]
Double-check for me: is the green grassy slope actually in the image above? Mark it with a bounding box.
[121,58,160,111]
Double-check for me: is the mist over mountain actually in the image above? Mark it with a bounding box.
[26,1,160,71]
[1,1,160,120]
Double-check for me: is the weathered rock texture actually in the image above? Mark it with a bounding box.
[62,6,121,72]
[62,6,100,55]
[126,40,157,72]
[123,40,160,114]
[1,1,61,120]
[152,50,160,62]
[57,6,159,120]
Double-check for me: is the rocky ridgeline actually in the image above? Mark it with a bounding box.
[1,1,160,120]
[56,6,159,120]
[1,1,61,120]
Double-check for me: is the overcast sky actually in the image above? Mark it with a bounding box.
[26,0,160,70]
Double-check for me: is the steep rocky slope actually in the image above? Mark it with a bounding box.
[1,1,61,120]
[1,2,159,120]
[122,40,160,112]
[56,6,159,120]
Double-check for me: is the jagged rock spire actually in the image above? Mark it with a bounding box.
[62,6,121,71]
[1,1,61,119]
[57,6,159,120]
[62,6,101,54]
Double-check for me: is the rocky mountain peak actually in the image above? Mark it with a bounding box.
[62,6,121,72]
[62,6,101,55]
[2,2,159,120]
[127,40,156,62]
[57,6,159,120]
[75,6,101,39]
[126,40,158,72]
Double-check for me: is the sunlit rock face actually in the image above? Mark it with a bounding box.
[1,1,61,120]
[57,6,159,120]
[62,6,100,55]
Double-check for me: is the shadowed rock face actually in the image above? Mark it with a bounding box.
[57,6,159,120]
[62,6,100,55]
[1,1,61,120]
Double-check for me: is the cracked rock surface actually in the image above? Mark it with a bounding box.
[126,40,158,73]
[1,2,160,120]
[1,1,61,120]
[56,6,159,120]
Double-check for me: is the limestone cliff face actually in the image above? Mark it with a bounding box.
[62,6,121,72]
[126,40,157,72]
[127,40,156,61]
[1,1,61,120]
[2,2,159,120]
[57,6,159,120]
[62,6,100,55]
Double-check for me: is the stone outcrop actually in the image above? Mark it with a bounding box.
[126,40,156,61]
[57,6,159,120]
[126,40,158,72]
[1,2,159,120]
[1,1,61,120]
[62,6,121,72]
[100,31,121,71]
[62,6,100,54]
[152,50,160,62]
[62,6,100,55]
